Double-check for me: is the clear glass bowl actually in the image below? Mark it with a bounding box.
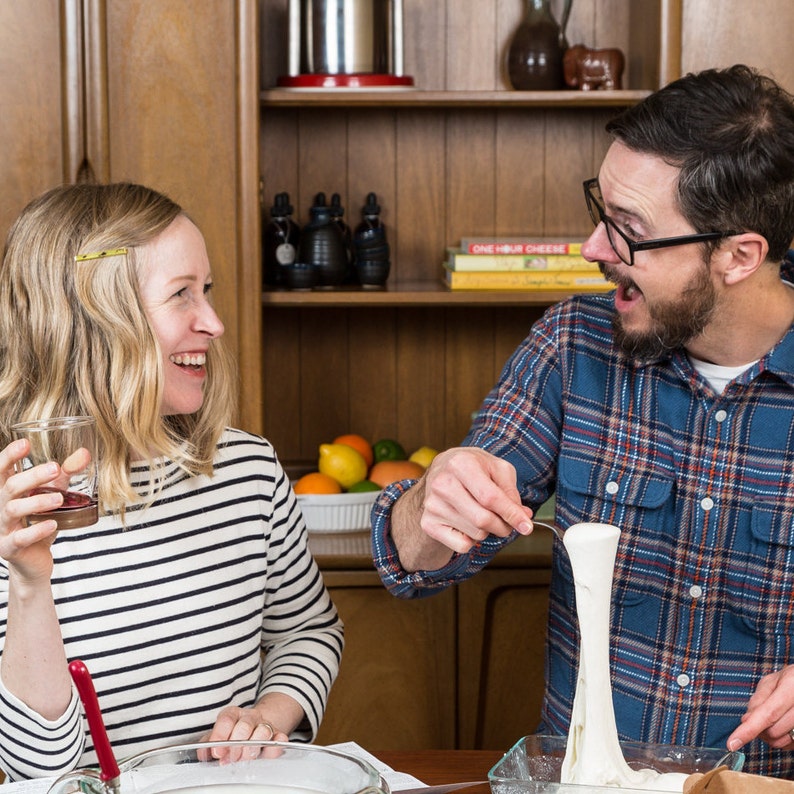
[48,741,387,794]
[488,734,745,794]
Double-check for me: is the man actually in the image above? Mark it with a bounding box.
[371,64,794,778]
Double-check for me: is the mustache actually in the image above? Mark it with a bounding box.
[599,262,637,291]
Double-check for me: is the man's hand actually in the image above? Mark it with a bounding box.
[391,446,534,571]
[728,666,794,751]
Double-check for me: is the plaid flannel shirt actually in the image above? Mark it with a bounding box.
[372,265,794,777]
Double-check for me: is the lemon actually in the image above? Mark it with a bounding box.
[409,445,439,469]
[318,443,368,490]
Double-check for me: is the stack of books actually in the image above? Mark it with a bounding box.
[443,237,611,291]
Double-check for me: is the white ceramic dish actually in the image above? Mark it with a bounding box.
[297,491,379,533]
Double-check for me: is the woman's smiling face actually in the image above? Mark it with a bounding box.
[137,214,224,416]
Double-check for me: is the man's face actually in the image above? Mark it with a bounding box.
[581,141,719,361]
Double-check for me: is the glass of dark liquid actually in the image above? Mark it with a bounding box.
[11,416,98,529]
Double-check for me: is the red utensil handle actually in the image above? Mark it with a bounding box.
[69,659,121,783]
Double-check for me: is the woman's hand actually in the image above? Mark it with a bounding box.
[0,438,63,580]
[200,697,301,763]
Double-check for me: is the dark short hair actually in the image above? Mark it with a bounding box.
[606,64,794,262]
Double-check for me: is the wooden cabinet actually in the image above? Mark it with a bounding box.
[255,0,672,458]
[0,0,261,429]
[0,2,67,243]
[309,531,554,750]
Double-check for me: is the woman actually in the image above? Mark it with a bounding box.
[0,183,343,781]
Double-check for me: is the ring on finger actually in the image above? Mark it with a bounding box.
[789,728,794,743]
[257,721,275,740]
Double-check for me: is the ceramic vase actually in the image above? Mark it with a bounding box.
[506,0,572,90]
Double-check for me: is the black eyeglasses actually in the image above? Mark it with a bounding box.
[583,178,739,266]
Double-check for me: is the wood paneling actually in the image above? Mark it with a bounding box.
[310,531,554,750]
[104,2,243,364]
[681,0,794,91]
[0,1,66,243]
[315,570,457,750]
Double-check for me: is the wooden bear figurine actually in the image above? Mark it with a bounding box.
[563,45,625,91]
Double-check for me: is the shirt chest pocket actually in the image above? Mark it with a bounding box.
[732,500,794,636]
[554,452,676,634]
[556,451,676,539]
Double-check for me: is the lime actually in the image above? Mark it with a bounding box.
[348,479,381,493]
[318,443,368,490]
[373,438,406,462]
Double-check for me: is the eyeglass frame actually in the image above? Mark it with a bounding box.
[583,178,740,266]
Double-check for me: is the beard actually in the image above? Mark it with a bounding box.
[601,261,718,362]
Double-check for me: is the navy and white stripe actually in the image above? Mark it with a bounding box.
[0,428,343,781]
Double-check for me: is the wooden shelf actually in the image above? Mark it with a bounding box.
[260,87,652,108]
[262,280,596,306]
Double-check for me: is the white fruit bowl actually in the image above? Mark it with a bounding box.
[297,491,379,532]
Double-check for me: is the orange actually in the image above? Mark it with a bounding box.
[368,460,425,488]
[294,472,343,495]
[333,433,374,468]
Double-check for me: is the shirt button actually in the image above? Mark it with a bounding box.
[715,409,727,422]
[689,585,703,599]
[677,673,691,688]
[606,481,619,495]
[701,496,714,511]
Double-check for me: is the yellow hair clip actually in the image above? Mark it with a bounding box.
[75,248,128,262]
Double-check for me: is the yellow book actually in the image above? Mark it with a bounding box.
[443,266,612,291]
[446,248,599,272]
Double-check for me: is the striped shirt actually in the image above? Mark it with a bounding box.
[0,428,343,781]
[373,279,794,778]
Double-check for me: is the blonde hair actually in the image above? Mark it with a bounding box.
[0,183,237,514]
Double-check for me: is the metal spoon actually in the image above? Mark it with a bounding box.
[532,519,565,542]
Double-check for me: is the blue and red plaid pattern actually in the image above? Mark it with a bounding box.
[372,267,794,778]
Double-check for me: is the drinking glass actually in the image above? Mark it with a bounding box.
[11,416,99,529]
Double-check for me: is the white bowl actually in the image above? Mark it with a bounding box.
[297,491,379,532]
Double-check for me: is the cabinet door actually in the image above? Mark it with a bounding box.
[316,570,457,749]
[457,568,552,750]
[0,1,69,244]
[100,0,261,430]
[0,1,262,433]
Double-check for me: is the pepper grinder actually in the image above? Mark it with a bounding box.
[262,192,300,287]
[353,192,390,288]
[298,193,348,288]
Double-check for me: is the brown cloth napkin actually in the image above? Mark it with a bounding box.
[685,766,794,792]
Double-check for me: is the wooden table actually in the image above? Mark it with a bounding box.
[376,750,503,791]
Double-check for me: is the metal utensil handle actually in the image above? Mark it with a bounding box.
[532,519,564,541]
[396,781,487,794]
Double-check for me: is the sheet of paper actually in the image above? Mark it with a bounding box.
[328,741,427,789]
